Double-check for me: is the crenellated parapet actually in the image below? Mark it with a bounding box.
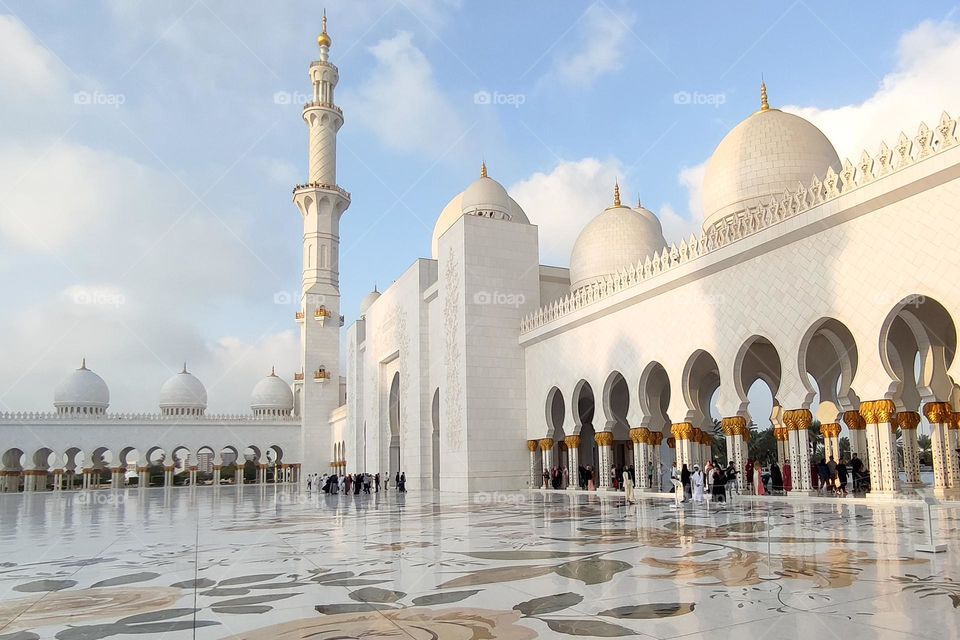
[520,112,960,334]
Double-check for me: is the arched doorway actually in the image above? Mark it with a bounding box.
[682,349,722,462]
[388,372,401,481]
[572,380,596,486]
[602,371,630,471]
[431,388,440,490]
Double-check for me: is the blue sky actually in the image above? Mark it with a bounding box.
[1,1,959,413]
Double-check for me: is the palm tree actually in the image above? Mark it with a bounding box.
[917,434,932,466]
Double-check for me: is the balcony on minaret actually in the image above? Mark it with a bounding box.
[314,306,332,325]
[313,368,331,383]
[295,311,305,322]
[293,371,305,382]
[292,181,351,199]
[302,100,342,116]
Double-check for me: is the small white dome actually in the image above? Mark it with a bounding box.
[159,365,207,415]
[701,85,840,232]
[569,188,667,291]
[359,287,381,316]
[251,368,294,416]
[54,359,109,415]
[430,165,529,259]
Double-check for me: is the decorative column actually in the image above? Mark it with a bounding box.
[110,467,125,488]
[896,411,922,487]
[927,404,956,495]
[861,400,900,495]
[843,410,867,469]
[52,469,63,491]
[721,417,747,490]
[212,464,222,486]
[538,438,554,486]
[164,466,175,487]
[630,428,650,490]
[670,423,693,468]
[651,432,663,488]
[784,409,814,493]
[595,431,614,490]
[949,412,960,491]
[527,440,540,488]
[565,436,580,490]
[819,423,841,462]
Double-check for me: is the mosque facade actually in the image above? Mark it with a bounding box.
[3,24,960,499]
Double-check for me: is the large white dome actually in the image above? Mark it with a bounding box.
[569,188,667,292]
[159,365,207,416]
[430,165,529,259]
[251,368,294,416]
[53,359,109,415]
[359,287,381,316]
[701,84,840,232]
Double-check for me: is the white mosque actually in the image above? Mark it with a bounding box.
[3,20,960,499]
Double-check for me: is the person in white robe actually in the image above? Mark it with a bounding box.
[692,465,705,503]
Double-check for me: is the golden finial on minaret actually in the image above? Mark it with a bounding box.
[181,362,188,374]
[80,357,87,370]
[480,160,487,178]
[270,366,276,377]
[317,9,332,48]
[760,80,769,111]
[613,180,621,207]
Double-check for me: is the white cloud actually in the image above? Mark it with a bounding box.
[553,4,633,88]
[339,31,465,155]
[509,157,624,266]
[785,19,960,161]
[0,15,67,97]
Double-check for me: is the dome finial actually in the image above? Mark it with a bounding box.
[317,9,332,48]
[480,160,487,178]
[181,362,188,374]
[270,366,276,376]
[760,79,769,111]
[80,357,87,370]
[613,179,621,207]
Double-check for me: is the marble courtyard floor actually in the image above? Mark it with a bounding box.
[1,487,959,639]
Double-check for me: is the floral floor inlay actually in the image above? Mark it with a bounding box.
[0,487,957,639]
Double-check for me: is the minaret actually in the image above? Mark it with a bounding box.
[293,11,350,476]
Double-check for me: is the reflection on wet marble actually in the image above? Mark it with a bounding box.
[0,487,958,639]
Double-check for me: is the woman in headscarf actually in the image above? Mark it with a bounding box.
[770,461,783,494]
[711,465,726,502]
[753,462,766,495]
[680,464,691,502]
[692,465,705,503]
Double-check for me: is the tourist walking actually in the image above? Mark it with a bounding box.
[623,469,635,503]
[692,465,705,503]
[850,454,863,492]
[711,466,726,502]
[837,458,848,496]
[744,459,754,494]
[680,464,691,502]
[753,462,765,495]
[399,472,407,493]
[375,473,380,492]
[816,459,830,493]
[770,461,783,494]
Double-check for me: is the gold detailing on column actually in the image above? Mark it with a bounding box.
[538,438,554,451]
[526,440,538,452]
[594,431,614,447]
[783,409,812,430]
[691,427,703,444]
[667,437,676,449]
[895,412,921,431]
[951,412,960,430]
[629,428,643,443]
[873,399,896,423]
[629,427,652,444]
[773,427,789,441]
[652,432,663,445]
[923,401,952,424]
[843,410,866,431]
[564,435,581,448]
[670,422,693,440]
[819,423,841,438]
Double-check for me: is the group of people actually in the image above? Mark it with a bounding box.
[673,460,737,503]
[306,471,408,494]
[814,454,861,496]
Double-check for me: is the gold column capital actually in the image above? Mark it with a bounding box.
[629,427,644,443]
[594,431,614,447]
[666,436,676,449]
[653,432,663,445]
[538,438,554,451]
[923,401,952,424]
[819,422,840,438]
[951,412,960,430]
[843,410,865,431]
[873,399,896,423]
[721,416,746,436]
[564,435,581,448]
[896,411,921,431]
[527,439,538,452]
[671,422,693,440]
[784,409,812,430]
